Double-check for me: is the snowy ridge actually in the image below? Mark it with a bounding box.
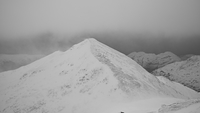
[0,38,200,113]
[156,76,200,99]
[128,51,181,72]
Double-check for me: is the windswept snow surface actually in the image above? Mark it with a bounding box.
[100,97,200,113]
[156,76,200,99]
[0,38,199,113]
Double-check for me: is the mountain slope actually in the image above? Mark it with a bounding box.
[0,38,199,113]
[156,76,200,98]
[152,55,200,92]
[128,52,181,72]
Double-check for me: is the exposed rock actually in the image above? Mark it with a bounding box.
[152,56,200,92]
[128,51,181,72]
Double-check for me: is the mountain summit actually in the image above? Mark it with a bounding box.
[0,38,199,113]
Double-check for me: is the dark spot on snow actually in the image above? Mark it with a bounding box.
[59,70,68,76]
[20,73,28,80]
[60,84,72,96]
[77,67,103,85]
[102,78,108,84]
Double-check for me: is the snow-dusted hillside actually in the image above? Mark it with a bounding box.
[0,54,43,72]
[153,56,200,92]
[156,76,200,98]
[0,38,199,113]
[128,52,181,72]
[180,54,194,61]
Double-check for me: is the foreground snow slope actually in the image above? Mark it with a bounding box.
[156,76,200,99]
[0,38,199,113]
[128,52,180,72]
[152,56,200,92]
[101,97,200,113]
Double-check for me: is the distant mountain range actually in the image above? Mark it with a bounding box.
[128,51,181,72]
[128,51,200,92]
[152,56,200,92]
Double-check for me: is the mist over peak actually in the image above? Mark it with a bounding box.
[0,32,200,56]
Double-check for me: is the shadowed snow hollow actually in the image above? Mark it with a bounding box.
[0,38,199,113]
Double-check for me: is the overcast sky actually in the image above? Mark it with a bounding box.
[0,0,200,56]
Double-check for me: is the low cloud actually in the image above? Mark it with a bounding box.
[0,32,200,56]
[0,32,71,55]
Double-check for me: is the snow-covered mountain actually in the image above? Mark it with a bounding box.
[128,52,181,72]
[0,54,43,72]
[0,38,199,113]
[152,55,200,92]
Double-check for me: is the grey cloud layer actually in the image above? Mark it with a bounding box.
[0,32,199,56]
[0,0,200,38]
